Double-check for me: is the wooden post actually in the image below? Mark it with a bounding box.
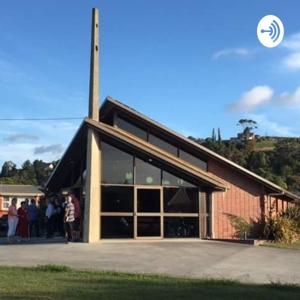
[83,8,101,243]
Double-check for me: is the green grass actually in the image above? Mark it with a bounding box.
[262,240,300,250]
[0,265,299,299]
[255,140,276,149]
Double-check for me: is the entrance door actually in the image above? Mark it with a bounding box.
[134,187,163,239]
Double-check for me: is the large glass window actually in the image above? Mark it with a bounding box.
[148,134,177,156]
[101,216,133,238]
[102,142,134,184]
[179,149,207,171]
[135,158,161,185]
[164,217,199,238]
[163,187,199,213]
[116,116,147,140]
[137,217,161,237]
[162,171,195,187]
[137,189,160,213]
[102,186,133,212]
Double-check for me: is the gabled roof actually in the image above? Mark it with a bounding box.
[101,96,300,202]
[46,118,227,191]
[86,118,227,190]
[0,184,43,196]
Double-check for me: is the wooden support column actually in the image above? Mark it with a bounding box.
[83,8,101,243]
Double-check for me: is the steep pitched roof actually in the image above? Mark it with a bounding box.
[101,96,300,202]
[86,118,227,190]
[46,119,227,191]
[0,184,43,196]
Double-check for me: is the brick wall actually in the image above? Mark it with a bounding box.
[208,159,264,239]
[208,159,294,239]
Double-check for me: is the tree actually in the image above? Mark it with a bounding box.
[237,119,257,140]
[211,128,216,142]
[217,127,222,143]
[0,161,17,177]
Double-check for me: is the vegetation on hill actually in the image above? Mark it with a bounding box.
[0,160,57,186]
[189,137,300,194]
[189,119,300,194]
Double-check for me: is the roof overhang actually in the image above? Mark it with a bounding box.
[46,118,227,192]
[86,118,227,190]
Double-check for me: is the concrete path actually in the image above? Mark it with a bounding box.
[0,240,299,284]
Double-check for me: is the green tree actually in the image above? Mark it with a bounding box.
[0,161,17,177]
[211,128,216,142]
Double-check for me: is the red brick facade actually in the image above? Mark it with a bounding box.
[208,159,291,239]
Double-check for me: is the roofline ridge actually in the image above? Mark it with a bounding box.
[101,97,300,201]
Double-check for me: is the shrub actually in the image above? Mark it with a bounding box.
[263,214,299,244]
[227,215,251,239]
[281,206,300,227]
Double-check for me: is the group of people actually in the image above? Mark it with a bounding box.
[7,192,82,243]
[45,194,81,242]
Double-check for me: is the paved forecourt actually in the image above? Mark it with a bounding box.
[1,240,299,284]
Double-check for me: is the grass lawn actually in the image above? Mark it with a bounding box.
[0,265,299,300]
[262,240,300,250]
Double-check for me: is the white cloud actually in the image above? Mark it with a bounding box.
[3,133,39,143]
[0,120,81,167]
[212,48,252,60]
[279,86,300,107]
[229,86,274,112]
[281,32,300,71]
[247,114,297,137]
[282,32,300,51]
[282,52,300,70]
[34,144,64,155]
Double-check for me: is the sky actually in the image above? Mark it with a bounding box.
[1,0,300,167]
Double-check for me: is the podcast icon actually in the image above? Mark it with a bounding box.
[257,15,284,48]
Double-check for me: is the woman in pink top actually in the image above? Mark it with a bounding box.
[7,198,19,243]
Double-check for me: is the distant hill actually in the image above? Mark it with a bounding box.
[189,135,300,195]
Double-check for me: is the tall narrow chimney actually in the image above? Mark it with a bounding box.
[84,8,101,243]
[88,8,100,120]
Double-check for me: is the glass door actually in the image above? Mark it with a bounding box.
[134,187,163,239]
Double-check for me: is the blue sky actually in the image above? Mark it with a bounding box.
[1,0,300,167]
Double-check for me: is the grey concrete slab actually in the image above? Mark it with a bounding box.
[0,240,299,284]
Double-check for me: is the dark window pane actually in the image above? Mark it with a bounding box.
[137,189,160,213]
[102,186,133,212]
[101,216,133,238]
[116,117,147,140]
[135,158,161,185]
[149,134,177,156]
[164,187,198,213]
[164,217,199,238]
[179,150,207,171]
[137,217,161,237]
[102,142,134,184]
[162,171,195,187]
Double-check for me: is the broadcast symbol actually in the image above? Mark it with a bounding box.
[257,15,284,48]
[260,20,280,43]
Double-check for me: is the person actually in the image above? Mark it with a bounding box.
[56,196,65,237]
[28,199,40,238]
[17,201,29,241]
[64,195,75,242]
[45,198,55,238]
[71,193,81,242]
[7,198,19,243]
[25,198,29,209]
